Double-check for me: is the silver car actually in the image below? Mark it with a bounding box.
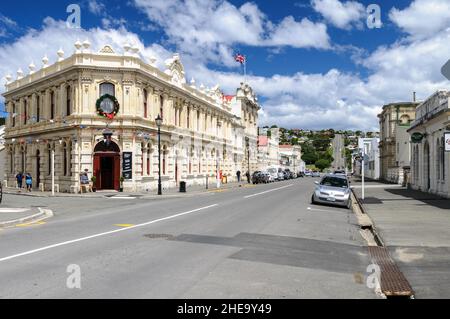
[311,174,352,208]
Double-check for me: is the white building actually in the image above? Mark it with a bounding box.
[1,42,259,192]
[409,90,450,198]
[257,127,280,170]
[357,137,380,180]
[279,144,303,172]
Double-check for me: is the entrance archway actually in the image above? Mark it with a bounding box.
[36,150,40,188]
[424,141,430,190]
[93,141,120,191]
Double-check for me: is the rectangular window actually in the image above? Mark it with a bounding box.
[12,103,15,127]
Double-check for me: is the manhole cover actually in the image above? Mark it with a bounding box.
[143,233,175,240]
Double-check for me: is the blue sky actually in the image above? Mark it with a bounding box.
[1,0,450,131]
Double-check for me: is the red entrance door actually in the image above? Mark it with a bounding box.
[93,153,120,190]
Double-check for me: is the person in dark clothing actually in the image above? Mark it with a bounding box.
[15,172,23,189]
[245,171,250,183]
[236,170,241,182]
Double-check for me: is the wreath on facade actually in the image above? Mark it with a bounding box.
[96,94,120,119]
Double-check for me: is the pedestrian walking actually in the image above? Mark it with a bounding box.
[15,172,23,189]
[236,170,241,182]
[246,171,250,183]
[25,173,32,192]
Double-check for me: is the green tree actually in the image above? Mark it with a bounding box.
[315,159,331,171]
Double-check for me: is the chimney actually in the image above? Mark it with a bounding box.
[413,91,416,102]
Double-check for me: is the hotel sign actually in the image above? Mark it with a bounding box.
[411,132,424,143]
[445,133,450,152]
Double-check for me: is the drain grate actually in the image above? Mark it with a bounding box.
[143,233,175,240]
[368,246,414,298]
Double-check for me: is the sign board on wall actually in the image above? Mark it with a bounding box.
[122,152,132,179]
[445,132,450,152]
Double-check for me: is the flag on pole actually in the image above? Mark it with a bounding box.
[234,53,246,64]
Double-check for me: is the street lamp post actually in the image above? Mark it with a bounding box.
[155,114,163,195]
[246,137,250,183]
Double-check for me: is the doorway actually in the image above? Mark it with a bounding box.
[93,141,120,191]
[36,150,40,188]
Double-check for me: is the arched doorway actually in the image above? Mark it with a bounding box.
[93,141,120,191]
[36,150,40,188]
[424,141,430,190]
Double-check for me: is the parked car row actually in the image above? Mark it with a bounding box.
[251,168,304,184]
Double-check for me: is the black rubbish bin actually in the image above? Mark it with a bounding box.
[179,181,186,193]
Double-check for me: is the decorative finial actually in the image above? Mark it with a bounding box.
[131,45,139,56]
[82,39,91,52]
[148,56,157,66]
[5,74,12,83]
[190,77,196,88]
[17,68,24,79]
[57,48,65,61]
[123,43,131,55]
[28,62,36,74]
[74,40,82,53]
[42,55,49,68]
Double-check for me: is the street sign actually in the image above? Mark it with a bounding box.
[445,132,450,152]
[442,60,450,80]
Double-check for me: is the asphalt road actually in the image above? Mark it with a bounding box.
[0,178,376,298]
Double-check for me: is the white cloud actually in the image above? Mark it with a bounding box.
[267,17,330,49]
[390,0,450,39]
[311,0,365,30]
[88,0,106,15]
[132,0,331,66]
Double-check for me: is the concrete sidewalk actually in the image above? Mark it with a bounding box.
[3,180,252,198]
[351,178,450,298]
[0,206,53,228]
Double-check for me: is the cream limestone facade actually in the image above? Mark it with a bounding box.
[409,90,450,198]
[2,42,259,193]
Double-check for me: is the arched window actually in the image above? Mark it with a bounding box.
[21,146,26,173]
[63,142,67,176]
[12,103,15,127]
[100,82,115,97]
[47,144,52,175]
[50,91,55,120]
[441,137,445,181]
[141,142,145,176]
[160,95,164,119]
[9,148,14,174]
[143,89,148,118]
[197,110,200,131]
[36,95,40,122]
[187,108,190,129]
[436,139,440,181]
[66,86,71,116]
[147,146,151,176]
[162,145,167,175]
[24,99,27,125]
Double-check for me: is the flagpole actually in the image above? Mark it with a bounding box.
[244,59,247,84]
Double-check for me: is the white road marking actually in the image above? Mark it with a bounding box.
[307,206,341,213]
[244,184,293,199]
[0,204,218,263]
[110,196,136,199]
[0,208,30,213]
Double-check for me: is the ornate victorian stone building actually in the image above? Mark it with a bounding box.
[378,101,419,184]
[2,42,259,192]
[409,90,450,198]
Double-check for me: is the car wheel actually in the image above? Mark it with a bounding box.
[346,199,352,209]
[311,195,316,205]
